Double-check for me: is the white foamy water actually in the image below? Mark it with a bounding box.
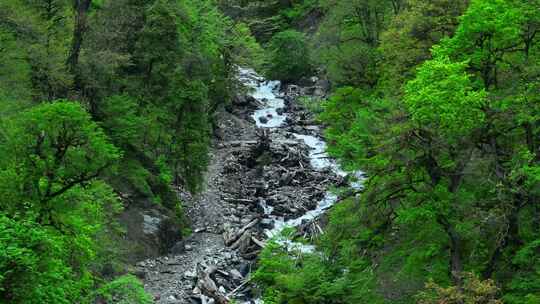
[292,133,348,176]
[259,199,274,216]
[237,67,365,247]
[239,67,288,128]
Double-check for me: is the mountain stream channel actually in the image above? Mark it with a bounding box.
[137,68,364,304]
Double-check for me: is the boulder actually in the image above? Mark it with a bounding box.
[298,76,318,87]
[232,94,259,109]
[118,206,183,262]
[232,94,247,106]
[171,241,186,255]
[287,85,301,95]
[302,86,326,97]
[315,79,331,92]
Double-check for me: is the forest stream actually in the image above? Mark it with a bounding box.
[136,68,363,304]
[2,1,537,303]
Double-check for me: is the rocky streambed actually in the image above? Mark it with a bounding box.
[137,68,362,304]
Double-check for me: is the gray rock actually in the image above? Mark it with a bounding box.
[316,79,332,92]
[142,214,162,235]
[230,269,243,281]
[239,263,251,277]
[171,241,186,255]
[302,86,326,97]
[233,95,247,106]
[261,218,274,229]
[184,270,196,279]
[287,85,301,94]
[133,269,146,280]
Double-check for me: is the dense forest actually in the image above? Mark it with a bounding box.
[0,0,263,302]
[1,0,539,303]
[241,0,540,303]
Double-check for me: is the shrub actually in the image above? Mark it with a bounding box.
[416,273,503,304]
[89,275,153,304]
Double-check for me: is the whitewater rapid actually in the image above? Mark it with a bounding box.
[239,68,364,253]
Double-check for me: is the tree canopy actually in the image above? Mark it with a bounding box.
[0,0,265,302]
[253,0,540,303]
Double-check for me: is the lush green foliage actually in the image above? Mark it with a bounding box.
[417,273,503,304]
[255,0,540,303]
[0,102,123,303]
[89,275,153,304]
[2,0,539,302]
[266,30,312,82]
[0,0,263,302]
[0,101,120,208]
[405,55,487,137]
[218,0,321,42]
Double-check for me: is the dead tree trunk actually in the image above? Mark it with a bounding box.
[196,264,229,304]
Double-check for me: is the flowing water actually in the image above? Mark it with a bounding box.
[239,68,364,254]
[141,69,363,304]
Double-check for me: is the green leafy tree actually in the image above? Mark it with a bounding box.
[0,101,124,303]
[263,0,539,303]
[314,0,396,87]
[0,101,120,214]
[267,30,312,82]
[378,0,468,94]
[228,22,266,70]
[405,54,487,138]
[439,0,537,88]
[99,94,145,148]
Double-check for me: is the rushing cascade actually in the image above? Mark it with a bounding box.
[239,67,364,253]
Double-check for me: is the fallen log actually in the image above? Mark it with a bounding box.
[241,250,261,260]
[222,140,258,147]
[251,236,267,248]
[226,280,250,298]
[230,230,252,253]
[224,218,259,246]
[196,264,229,304]
[223,197,257,204]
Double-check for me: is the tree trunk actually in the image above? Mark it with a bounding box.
[67,0,92,89]
[524,122,540,161]
[483,198,523,279]
[438,216,464,286]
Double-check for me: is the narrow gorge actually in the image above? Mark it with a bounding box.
[1,1,537,303]
[138,68,363,303]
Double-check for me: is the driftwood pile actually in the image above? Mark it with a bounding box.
[170,128,342,303]
[216,128,341,254]
[191,261,253,304]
